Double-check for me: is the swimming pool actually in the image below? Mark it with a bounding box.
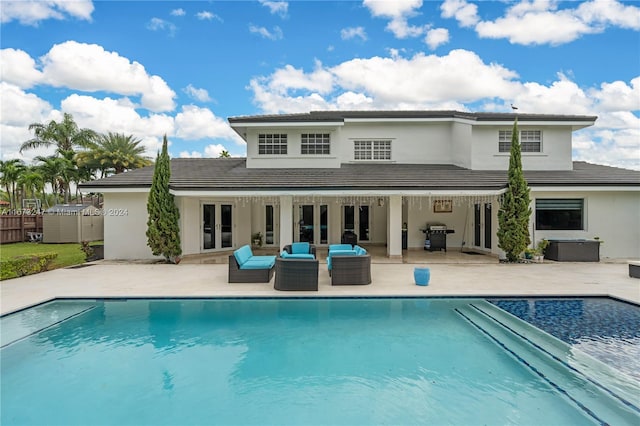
[1,298,638,425]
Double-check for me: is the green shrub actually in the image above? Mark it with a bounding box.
[0,253,58,280]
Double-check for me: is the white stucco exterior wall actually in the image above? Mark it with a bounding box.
[102,192,157,260]
[471,126,573,170]
[531,190,640,259]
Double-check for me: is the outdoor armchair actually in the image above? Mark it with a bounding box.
[281,242,316,259]
[330,254,371,286]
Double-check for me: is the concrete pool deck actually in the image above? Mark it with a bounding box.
[1,260,639,315]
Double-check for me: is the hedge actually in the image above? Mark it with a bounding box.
[0,253,58,280]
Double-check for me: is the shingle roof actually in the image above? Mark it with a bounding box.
[80,159,639,191]
[228,110,597,124]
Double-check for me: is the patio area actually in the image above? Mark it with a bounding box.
[179,245,499,265]
[1,258,638,316]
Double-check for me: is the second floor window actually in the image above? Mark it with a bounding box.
[258,134,287,155]
[354,140,391,160]
[301,133,330,154]
[499,130,542,153]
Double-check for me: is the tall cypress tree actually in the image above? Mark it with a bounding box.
[497,117,532,262]
[146,135,182,263]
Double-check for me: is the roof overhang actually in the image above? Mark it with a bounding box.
[169,188,507,197]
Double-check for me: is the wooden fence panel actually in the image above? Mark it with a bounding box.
[0,215,44,244]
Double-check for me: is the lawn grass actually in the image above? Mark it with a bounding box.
[0,242,95,269]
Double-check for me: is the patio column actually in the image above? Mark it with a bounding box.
[279,195,293,249]
[386,195,402,260]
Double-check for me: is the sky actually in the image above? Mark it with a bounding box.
[1,0,639,170]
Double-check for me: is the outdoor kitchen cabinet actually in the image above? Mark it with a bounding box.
[544,239,601,262]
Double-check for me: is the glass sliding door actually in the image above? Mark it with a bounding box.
[358,205,369,241]
[202,203,233,250]
[203,204,215,250]
[298,205,314,243]
[221,204,233,248]
[265,205,275,245]
[484,203,492,249]
[320,205,328,244]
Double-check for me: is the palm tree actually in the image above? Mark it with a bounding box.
[34,155,74,205]
[78,132,152,175]
[0,159,26,209]
[219,150,231,158]
[20,113,98,154]
[18,166,45,209]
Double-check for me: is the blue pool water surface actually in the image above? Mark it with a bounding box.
[1,298,638,425]
[491,297,640,381]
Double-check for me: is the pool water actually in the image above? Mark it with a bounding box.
[491,298,640,381]
[1,298,638,425]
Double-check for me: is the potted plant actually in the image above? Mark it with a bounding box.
[523,247,535,260]
[534,239,549,263]
[252,232,263,247]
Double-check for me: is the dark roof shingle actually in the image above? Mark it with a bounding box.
[81,159,639,191]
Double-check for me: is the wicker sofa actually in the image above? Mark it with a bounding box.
[327,244,371,286]
[274,257,319,291]
[228,245,276,283]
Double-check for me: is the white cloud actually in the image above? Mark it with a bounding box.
[576,0,640,30]
[341,26,367,41]
[197,11,221,21]
[183,84,212,102]
[363,0,427,38]
[174,105,243,142]
[424,28,449,50]
[60,94,174,138]
[146,17,177,36]
[249,24,283,40]
[171,8,186,17]
[446,0,640,46]
[39,41,176,112]
[1,0,94,25]
[440,0,479,27]
[204,144,228,157]
[0,82,57,160]
[589,77,640,112]
[268,63,334,94]
[0,48,43,88]
[259,1,288,18]
[179,151,203,158]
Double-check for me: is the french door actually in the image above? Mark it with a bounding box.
[473,203,492,250]
[202,203,233,250]
[294,204,328,244]
[343,205,370,241]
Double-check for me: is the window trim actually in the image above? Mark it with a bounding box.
[353,139,392,161]
[499,129,542,153]
[301,133,331,155]
[535,198,585,230]
[258,133,288,155]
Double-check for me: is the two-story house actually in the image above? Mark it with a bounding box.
[82,111,640,261]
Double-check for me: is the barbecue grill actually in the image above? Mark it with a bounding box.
[421,223,455,252]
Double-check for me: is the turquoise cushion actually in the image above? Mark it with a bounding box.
[234,245,253,266]
[291,242,310,254]
[286,253,315,259]
[240,258,276,270]
[329,244,352,252]
[330,250,357,256]
[280,250,289,258]
[354,245,367,255]
[252,255,278,261]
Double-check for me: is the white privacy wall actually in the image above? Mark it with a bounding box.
[103,192,158,260]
